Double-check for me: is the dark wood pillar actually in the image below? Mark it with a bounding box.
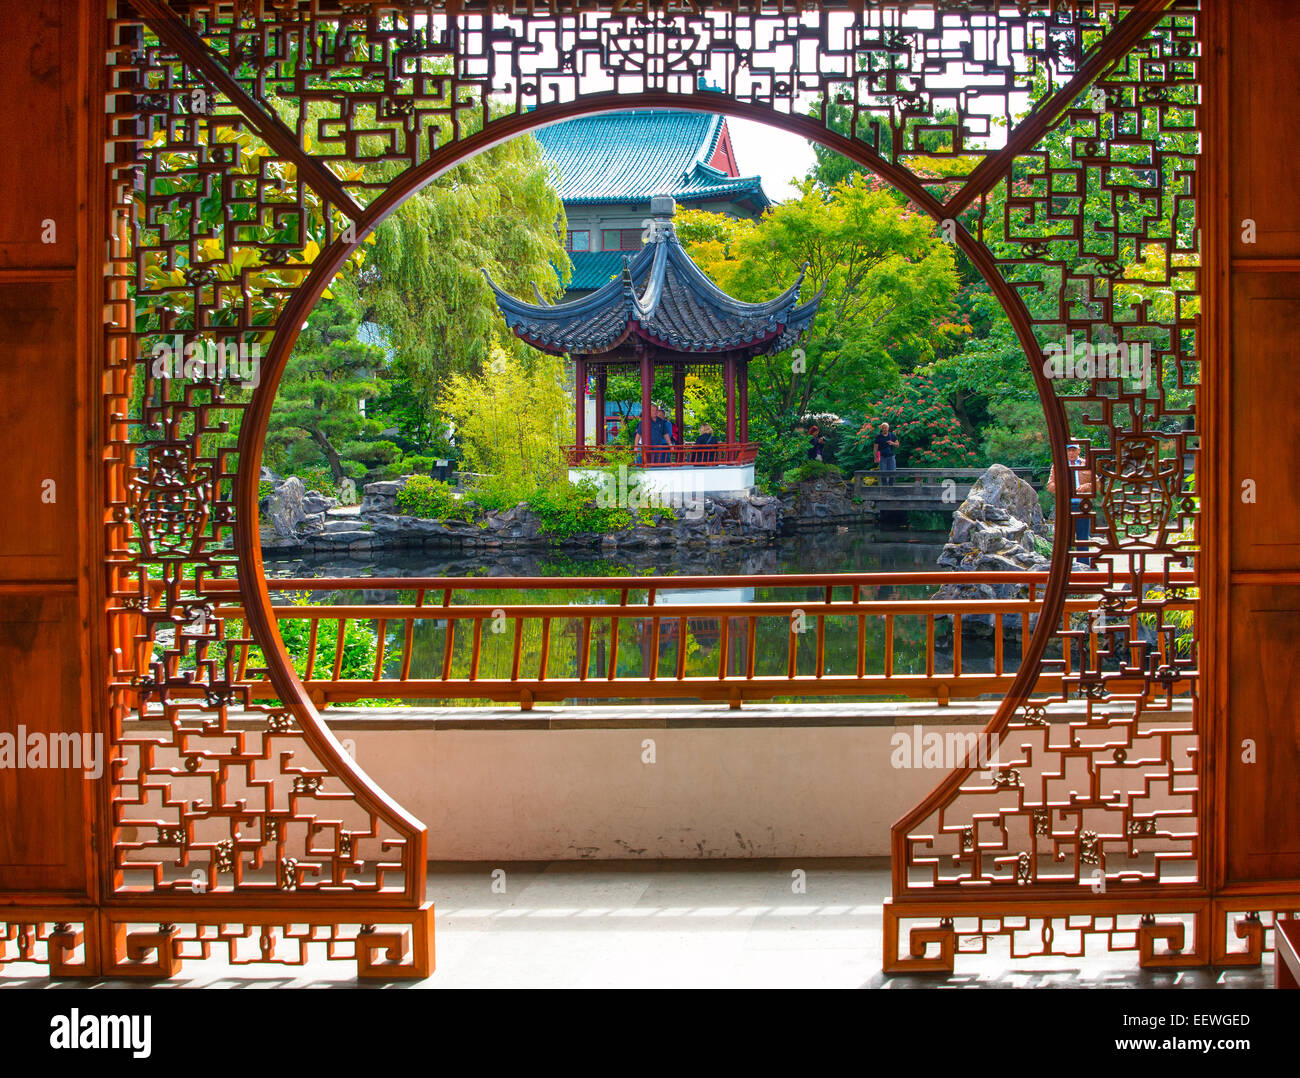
[724,353,737,444]
[1209,0,1300,892]
[672,363,685,442]
[0,0,102,901]
[574,354,587,447]
[595,366,606,445]
[639,344,653,460]
[738,359,749,443]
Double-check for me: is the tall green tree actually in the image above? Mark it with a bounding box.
[440,340,571,488]
[676,179,962,425]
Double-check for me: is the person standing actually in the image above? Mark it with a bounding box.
[874,423,899,485]
[649,404,673,465]
[808,424,826,461]
[1047,442,1094,565]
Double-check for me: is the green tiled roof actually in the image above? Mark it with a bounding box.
[536,110,770,209]
[567,251,627,292]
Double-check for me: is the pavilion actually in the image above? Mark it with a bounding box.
[485,194,822,495]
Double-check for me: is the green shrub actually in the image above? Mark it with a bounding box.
[783,459,843,485]
[201,594,398,706]
[342,439,402,468]
[635,505,676,526]
[463,474,529,515]
[398,473,659,539]
[296,465,340,498]
[526,478,632,539]
[276,601,380,682]
[399,454,438,476]
[395,475,475,522]
[755,425,815,491]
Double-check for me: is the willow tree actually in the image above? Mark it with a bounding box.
[355,132,570,448]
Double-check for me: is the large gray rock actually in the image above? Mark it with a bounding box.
[360,479,406,515]
[267,476,307,539]
[938,464,1051,575]
[934,464,1054,634]
[302,489,340,516]
[738,493,782,532]
[778,476,872,526]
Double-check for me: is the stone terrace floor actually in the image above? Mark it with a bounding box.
[5,860,1273,989]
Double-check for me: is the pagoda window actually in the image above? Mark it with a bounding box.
[565,230,590,252]
[601,228,643,252]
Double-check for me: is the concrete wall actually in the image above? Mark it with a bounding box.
[329,707,993,860]
[121,700,1193,873]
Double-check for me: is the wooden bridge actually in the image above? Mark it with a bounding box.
[851,467,1045,514]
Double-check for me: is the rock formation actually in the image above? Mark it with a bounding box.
[933,463,1056,635]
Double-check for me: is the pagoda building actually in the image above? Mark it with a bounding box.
[485,195,822,496]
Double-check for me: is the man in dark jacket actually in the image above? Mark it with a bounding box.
[874,423,899,485]
[648,404,674,465]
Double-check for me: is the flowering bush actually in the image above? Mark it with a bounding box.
[857,372,980,468]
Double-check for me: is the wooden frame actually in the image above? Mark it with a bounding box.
[7,0,1295,983]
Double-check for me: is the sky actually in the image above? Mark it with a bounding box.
[724,117,819,204]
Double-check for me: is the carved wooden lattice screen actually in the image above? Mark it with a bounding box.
[81,0,1241,978]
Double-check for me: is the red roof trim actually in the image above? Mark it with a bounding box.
[707,120,741,177]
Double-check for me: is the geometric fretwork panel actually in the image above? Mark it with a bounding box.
[905,699,1199,890]
[99,0,1201,974]
[902,7,1201,899]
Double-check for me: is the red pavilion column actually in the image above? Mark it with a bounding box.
[639,344,653,465]
[738,359,749,443]
[595,366,606,446]
[724,353,737,445]
[574,354,587,450]
[673,364,685,448]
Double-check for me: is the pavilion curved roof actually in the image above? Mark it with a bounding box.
[484,225,822,358]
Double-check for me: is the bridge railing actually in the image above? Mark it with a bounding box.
[186,570,1194,710]
[856,468,1044,480]
[853,467,1046,489]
